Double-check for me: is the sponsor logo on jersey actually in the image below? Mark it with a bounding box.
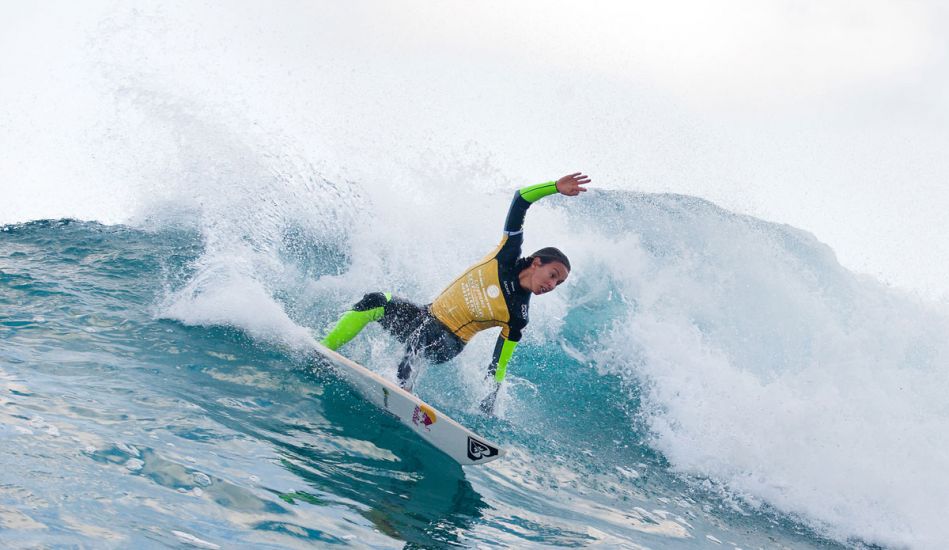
[486,285,500,299]
[503,280,515,295]
[412,404,437,430]
[521,304,529,319]
[467,436,500,461]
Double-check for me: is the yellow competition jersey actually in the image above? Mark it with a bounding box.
[430,181,559,383]
[430,181,560,348]
[429,236,528,343]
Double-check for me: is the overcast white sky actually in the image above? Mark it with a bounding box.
[2,0,948,298]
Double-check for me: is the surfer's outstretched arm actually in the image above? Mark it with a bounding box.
[496,173,590,260]
[504,174,589,230]
[481,173,589,414]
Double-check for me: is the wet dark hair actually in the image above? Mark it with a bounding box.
[515,247,571,273]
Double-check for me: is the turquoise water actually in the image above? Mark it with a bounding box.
[8,190,942,548]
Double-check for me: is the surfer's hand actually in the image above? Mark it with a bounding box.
[556,173,590,196]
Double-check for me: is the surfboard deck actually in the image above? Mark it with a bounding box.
[311,342,504,466]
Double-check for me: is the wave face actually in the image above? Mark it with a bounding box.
[4,164,949,548]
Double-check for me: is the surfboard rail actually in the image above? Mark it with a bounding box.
[312,343,505,466]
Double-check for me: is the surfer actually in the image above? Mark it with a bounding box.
[321,173,590,413]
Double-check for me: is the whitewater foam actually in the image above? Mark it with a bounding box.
[584,193,949,548]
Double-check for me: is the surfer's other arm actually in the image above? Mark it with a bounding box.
[480,173,589,414]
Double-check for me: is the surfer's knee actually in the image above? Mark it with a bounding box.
[353,292,392,312]
[353,292,392,322]
[320,292,393,350]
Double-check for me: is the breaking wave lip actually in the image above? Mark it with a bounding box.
[572,191,949,549]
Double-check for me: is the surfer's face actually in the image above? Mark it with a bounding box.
[527,259,568,295]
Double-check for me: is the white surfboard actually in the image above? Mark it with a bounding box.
[312,342,505,466]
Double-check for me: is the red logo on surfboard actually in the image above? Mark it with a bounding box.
[412,404,436,430]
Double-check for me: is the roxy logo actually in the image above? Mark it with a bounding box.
[467,436,499,461]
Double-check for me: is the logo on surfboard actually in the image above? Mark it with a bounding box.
[412,404,437,430]
[467,436,499,461]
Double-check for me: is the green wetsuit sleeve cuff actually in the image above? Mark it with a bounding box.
[492,338,518,382]
[518,181,558,203]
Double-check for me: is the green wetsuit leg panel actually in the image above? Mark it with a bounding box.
[321,292,391,350]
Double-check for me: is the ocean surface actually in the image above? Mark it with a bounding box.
[3,187,949,549]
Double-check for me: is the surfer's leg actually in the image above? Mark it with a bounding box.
[424,329,466,364]
[397,316,465,390]
[377,297,428,342]
[411,311,466,364]
[396,352,416,389]
[396,315,435,390]
[320,292,391,350]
